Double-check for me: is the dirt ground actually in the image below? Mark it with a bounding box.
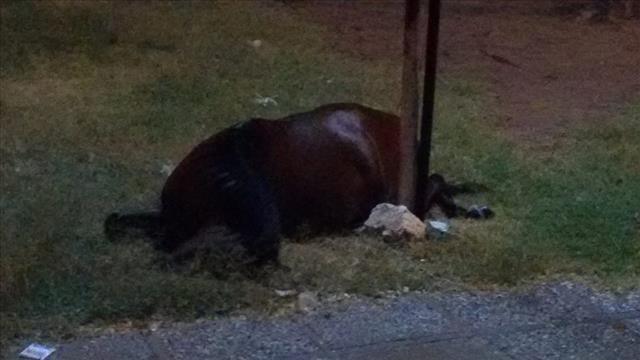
[282,0,640,144]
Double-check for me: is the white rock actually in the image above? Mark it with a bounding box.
[297,291,320,313]
[361,203,426,240]
[148,321,162,332]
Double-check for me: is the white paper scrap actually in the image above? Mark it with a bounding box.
[253,95,278,106]
[19,343,56,360]
[428,220,450,233]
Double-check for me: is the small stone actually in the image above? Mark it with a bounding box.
[148,321,161,332]
[577,9,598,22]
[297,291,320,313]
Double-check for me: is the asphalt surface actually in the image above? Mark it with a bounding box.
[7,282,640,359]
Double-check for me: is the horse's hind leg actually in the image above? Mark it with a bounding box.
[166,174,282,270]
[220,168,282,267]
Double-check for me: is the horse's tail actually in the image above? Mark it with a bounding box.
[104,211,165,242]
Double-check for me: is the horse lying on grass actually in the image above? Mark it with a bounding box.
[105,103,491,269]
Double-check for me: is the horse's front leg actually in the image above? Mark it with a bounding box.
[423,173,466,218]
[424,173,493,219]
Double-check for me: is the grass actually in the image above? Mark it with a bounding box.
[1,0,638,348]
[430,89,639,284]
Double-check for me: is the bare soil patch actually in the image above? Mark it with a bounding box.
[284,0,640,144]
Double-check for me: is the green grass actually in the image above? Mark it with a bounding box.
[1,0,638,348]
[430,87,639,284]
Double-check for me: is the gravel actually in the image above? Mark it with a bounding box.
[10,281,640,360]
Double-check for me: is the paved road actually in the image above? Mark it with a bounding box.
[7,282,640,359]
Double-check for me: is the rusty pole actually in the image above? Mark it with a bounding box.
[415,0,441,218]
[398,0,421,210]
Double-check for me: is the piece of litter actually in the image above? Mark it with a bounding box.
[253,95,278,107]
[428,220,450,233]
[274,289,297,297]
[19,343,55,360]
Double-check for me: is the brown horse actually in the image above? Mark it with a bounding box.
[105,103,485,266]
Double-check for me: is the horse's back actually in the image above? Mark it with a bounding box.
[248,103,402,230]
